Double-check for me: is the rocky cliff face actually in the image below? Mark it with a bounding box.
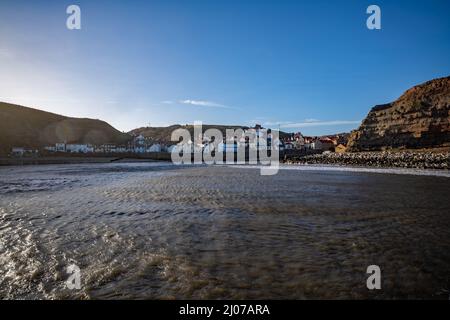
[347,76,450,151]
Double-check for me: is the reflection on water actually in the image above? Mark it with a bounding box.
[0,162,449,299]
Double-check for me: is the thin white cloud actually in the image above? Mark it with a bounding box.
[303,118,320,123]
[278,120,361,128]
[263,121,293,126]
[178,99,232,109]
[161,99,237,109]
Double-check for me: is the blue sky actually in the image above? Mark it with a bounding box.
[0,0,449,135]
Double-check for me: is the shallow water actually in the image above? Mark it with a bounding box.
[0,162,449,299]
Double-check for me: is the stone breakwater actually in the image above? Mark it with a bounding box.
[284,151,450,170]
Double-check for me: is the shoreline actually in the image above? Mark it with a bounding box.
[1,150,449,171]
[283,151,449,170]
[275,163,450,178]
[0,156,170,167]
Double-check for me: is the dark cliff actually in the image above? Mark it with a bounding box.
[347,76,450,151]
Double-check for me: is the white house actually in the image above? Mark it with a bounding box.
[66,144,92,153]
[11,147,37,156]
[134,146,146,153]
[218,142,238,153]
[271,139,284,151]
[11,147,25,156]
[182,142,194,153]
[310,138,335,151]
[115,146,127,153]
[203,143,213,154]
[147,144,162,153]
[55,143,66,152]
[292,139,305,150]
[167,145,177,153]
[134,134,145,146]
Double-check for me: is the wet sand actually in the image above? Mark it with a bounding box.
[0,163,449,299]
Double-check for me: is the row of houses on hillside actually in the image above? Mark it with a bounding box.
[43,140,165,154]
[13,126,349,156]
[10,147,39,156]
[167,124,286,153]
[282,132,347,153]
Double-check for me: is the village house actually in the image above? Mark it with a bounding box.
[147,143,162,153]
[169,140,194,154]
[66,144,93,153]
[167,145,177,153]
[292,141,304,150]
[284,141,294,150]
[303,137,314,149]
[115,146,128,153]
[310,138,335,151]
[11,147,25,156]
[135,146,146,153]
[292,133,305,149]
[271,138,284,151]
[94,144,116,153]
[194,143,206,153]
[135,134,145,146]
[319,137,336,151]
[44,143,91,153]
[218,141,238,153]
[11,147,38,156]
[55,143,66,152]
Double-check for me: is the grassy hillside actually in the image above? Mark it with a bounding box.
[0,102,131,154]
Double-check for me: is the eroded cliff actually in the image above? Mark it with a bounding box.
[347,76,450,151]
